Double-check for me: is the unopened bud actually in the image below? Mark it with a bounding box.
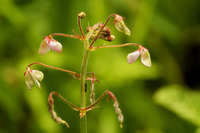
[78,12,86,19]
[114,14,131,36]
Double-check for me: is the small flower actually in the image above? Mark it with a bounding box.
[114,14,131,36]
[127,47,152,67]
[24,67,44,90]
[38,35,62,54]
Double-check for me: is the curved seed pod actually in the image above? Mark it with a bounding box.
[48,92,70,128]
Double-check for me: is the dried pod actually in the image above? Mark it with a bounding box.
[48,92,70,128]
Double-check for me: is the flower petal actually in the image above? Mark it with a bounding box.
[127,50,140,64]
[140,48,152,67]
[48,40,63,53]
[32,70,44,81]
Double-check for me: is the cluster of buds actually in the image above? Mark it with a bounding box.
[38,35,62,54]
[87,23,115,41]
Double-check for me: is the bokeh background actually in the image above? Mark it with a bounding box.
[0,0,200,133]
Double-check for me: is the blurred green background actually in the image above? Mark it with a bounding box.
[0,0,200,133]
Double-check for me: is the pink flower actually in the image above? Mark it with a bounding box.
[38,36,62,54]
[127,47,152,67]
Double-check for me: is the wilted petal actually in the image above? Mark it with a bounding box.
[140,48,152,67]
[48,40,62,53]
[38,38,50,54]
[114,15,131,36]
[127,50,140,64]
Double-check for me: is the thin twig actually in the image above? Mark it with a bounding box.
[50,91,81,111]
[27,62,97,81]
[91,43,141,50]
[51,33,81,40]
[78,16,85,39]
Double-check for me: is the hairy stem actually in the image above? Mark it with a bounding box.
[80,40,89,133]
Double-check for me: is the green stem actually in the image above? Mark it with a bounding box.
[80,40,89,133]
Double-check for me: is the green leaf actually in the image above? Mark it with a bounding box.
[154,85,200,126]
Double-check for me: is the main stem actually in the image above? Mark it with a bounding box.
[80,40,89,133]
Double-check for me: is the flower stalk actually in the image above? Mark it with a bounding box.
[24,11,152,133]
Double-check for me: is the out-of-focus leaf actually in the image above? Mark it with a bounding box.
[154,85,200,126]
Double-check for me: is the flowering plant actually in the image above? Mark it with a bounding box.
[24,12,151,133]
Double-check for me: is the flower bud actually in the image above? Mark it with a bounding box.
[140,48,152,67]
[114,14,131,36]
[39,36,62,54]
[24,67,44,90]
[78,12,86,19]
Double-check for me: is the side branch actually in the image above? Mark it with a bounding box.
[27,62,97,81]
[49,91,80,111]
[89,14,116,48]
[48,91,79,128]
[90,43,141,51]
[50,33,82,40]
[81,90,124,128]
